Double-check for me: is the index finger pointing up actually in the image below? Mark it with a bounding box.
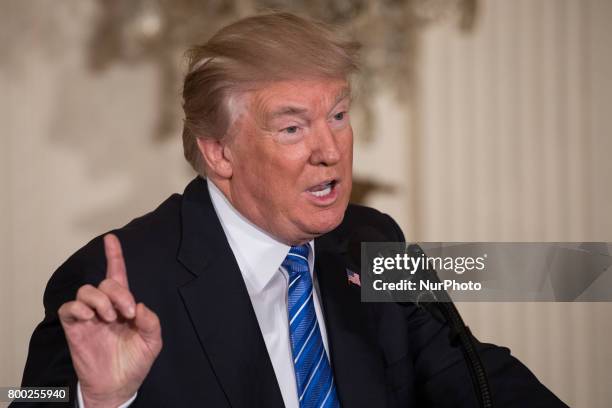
[104,233,129,288]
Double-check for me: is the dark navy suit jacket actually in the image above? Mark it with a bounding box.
[17,177,567,407]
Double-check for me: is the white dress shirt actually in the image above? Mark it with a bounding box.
[207,178,330,408]
[78,179,331,408]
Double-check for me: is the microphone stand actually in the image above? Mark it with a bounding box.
[350,234,493,407]
[403,244,493,408]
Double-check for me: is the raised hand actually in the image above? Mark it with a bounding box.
[58,234,162,408]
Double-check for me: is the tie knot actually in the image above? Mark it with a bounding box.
[283,245,310,278]
[289,244,310,258]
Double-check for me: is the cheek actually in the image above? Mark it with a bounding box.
[251,159,303,209]
[340,130,354,169]
[233,158,270,201]
[267,152,310,189]
[338,126,353,150]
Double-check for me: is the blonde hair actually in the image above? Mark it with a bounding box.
[181,11,361,175]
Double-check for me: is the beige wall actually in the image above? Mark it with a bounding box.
[1,0,611,406]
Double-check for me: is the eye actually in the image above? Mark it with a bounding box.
[333,111,346,121]
[284,126,299,134]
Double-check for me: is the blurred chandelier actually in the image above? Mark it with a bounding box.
[89,0,478,142]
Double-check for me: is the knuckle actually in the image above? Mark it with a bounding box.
[98,278,115,292]
[76,284,94,298]
[101,279,130,302]
[58,301,84,320]
[57,301,70,315]
[98,293,112,308]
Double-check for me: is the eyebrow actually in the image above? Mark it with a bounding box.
[266,87,352,121]
[268,106,309,120]
[333,87,351,106]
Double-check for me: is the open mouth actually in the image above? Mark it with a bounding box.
[307,179,338,198]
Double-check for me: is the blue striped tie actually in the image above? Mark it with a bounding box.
[283,245,340,408]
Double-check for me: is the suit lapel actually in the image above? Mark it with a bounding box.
[315,234,388,408]
[176,177,285,408]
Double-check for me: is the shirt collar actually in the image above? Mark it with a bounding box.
[206,178,314,294]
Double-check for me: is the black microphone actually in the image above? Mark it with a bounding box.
[347,227,445,312]
[347,228,493,408]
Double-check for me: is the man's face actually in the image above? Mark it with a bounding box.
[224,78,353,245]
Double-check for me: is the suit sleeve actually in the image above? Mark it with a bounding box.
[379,213,568,407]
[12,239,107,407]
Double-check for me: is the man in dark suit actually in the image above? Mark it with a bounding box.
[17,12,566,408]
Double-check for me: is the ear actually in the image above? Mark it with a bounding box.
[197,137,233,179]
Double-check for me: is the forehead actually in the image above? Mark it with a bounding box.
[248,78,350,118]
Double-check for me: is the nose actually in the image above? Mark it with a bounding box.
[309,121,341,166]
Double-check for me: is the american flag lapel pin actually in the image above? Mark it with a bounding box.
[346,268,361,287]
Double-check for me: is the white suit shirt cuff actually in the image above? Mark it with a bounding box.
[76,382,137,408]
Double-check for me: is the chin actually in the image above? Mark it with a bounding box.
[309,206,347,236]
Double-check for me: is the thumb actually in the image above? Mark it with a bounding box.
[134,303,162,354]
